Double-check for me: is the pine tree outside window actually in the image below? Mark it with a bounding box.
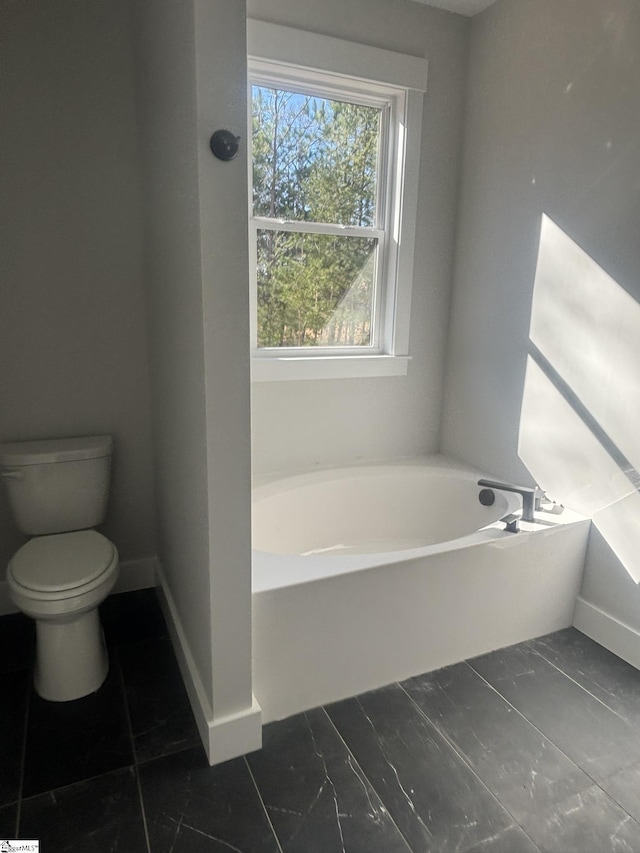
[247,22,428,381]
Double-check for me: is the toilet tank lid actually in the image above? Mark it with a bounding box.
[0,435,113,467]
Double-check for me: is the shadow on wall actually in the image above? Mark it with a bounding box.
[518,214,640,582]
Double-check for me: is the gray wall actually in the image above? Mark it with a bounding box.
[0,0,156,569]
[134,0,254,729]
[442,0,640,625]
[133,0,213,696]
[248,0,470,476]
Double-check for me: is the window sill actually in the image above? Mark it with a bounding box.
[251,354,411,382]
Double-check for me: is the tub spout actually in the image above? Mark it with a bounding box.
[477,478,542,523]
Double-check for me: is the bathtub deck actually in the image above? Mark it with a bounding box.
[4,589,640,851]
[253,507,591,723]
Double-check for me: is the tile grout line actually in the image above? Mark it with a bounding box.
[395,680,542,853]
[463,657,601,778]
[14,667,33,838]
[115,646,152,853]
[19,766,148,803]
[243,755,285,853]
[319,704,419,853]
[523,640,640,827]
[464,658,640,832]
[524,638,640,728]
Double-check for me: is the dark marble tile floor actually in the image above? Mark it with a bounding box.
[3,589,640,851]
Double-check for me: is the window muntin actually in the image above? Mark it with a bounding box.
[249,72,395,353]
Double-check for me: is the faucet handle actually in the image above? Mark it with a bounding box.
[501,513,520,533]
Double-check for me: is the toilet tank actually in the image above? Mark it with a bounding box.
[0,435,113,535]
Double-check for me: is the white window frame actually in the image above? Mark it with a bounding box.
[247,21,428,382]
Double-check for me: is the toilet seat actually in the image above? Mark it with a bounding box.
[8,530,118,601]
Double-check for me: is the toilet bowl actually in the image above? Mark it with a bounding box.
[1,435,118,701]
[7,530,119,701]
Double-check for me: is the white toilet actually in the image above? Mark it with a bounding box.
[0,435,119,701]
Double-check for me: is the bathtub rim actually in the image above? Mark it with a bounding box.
[251,454,559,593]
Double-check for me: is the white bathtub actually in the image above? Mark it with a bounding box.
[252,456,590,723]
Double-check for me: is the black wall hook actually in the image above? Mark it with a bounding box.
[210,129,241,161]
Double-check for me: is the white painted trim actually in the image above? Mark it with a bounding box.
[247,20,428,92]
[251,354,411,382]
[0,555,159,616]
[390,88,423,355]
[156,562,262,765]
[573,596,640,671]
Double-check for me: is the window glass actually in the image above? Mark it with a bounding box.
[250,81,385,351]
[256,230,378,348]
[251,85,382,227]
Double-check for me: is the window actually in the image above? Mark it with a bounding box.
[247,22,428,381]
[251,81,384,351]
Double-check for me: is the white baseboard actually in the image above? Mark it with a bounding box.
[574,596,640,671]
[112,556,159,594]
[0,555,159,615]
[155,563,262,766]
